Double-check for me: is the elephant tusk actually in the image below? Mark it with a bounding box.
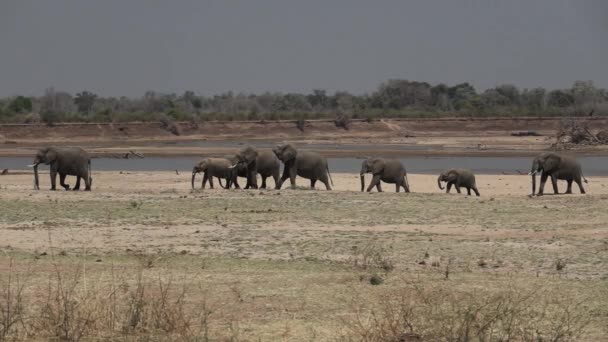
[528,171,537,176]
[27,164,38,168]
[228,163,238,169]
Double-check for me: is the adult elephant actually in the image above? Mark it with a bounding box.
[191,158,232,189]
[360,157,410,192]
[28,147,92,191]
[272,143,333,190]
[230,146,281,189]
[529,152,587,196]
[437,168,479,196]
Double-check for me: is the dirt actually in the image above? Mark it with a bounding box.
[1,138,608,339]
[2,117,608,157]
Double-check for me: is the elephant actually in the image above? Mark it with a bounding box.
[191,158,233,189]
[28,146,92,191]
[272,143,333,190]
[360,157,410,192]
[437,168,480,196]
[229,146,281,189]
[529,152,587,196]
[224,154,249,189]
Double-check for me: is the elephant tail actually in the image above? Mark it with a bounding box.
[583,172,588,184]
[327,164,334,186]
[88,159,93,187]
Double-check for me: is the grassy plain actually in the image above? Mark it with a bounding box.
[0,171,607,340]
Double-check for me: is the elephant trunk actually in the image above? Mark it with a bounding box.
[33,164,40,190]
[437,175,444,190]
[529,160,539,196]
[360,174,365,192]
[191,170,197,189]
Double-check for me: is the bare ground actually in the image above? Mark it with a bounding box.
[2,117,608,157]
[1,171,607,340]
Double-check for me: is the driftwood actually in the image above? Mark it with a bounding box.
[555,119,608,147]
[510,131,541,137]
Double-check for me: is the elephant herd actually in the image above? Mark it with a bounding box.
[26,145,589,197]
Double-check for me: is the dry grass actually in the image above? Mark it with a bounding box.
[340,279,602,341]
[0,172,607,340]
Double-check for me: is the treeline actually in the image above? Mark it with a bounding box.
[0,80,607,124]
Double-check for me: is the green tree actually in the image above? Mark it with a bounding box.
[74,91,98,115]
[8,96,33,113]
[547,90,574,108]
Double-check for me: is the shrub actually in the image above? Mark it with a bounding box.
[341,281,595,341]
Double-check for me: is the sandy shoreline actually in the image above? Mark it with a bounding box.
[1,171,603,197]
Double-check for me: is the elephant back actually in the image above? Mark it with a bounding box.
[257,150,280,174]
[55,147,90,175]
[294,151,328,178]
[454,168,476,185]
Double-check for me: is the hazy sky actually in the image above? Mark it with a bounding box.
[1,0,607,97]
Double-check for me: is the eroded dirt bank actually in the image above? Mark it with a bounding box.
[2,117,608,157]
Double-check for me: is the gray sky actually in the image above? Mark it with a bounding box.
[1,0,607,97]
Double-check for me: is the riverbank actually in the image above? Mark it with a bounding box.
[2,117,608,157]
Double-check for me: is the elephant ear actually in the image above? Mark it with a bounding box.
[370,158,385,174]
[45,148,58,164]
[543,154,561,172]
[445,170,459,182]
[281,144,297,162]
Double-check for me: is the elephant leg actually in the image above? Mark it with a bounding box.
[446,182,453,193]
[472,187,480,196]
[249,172,258,189]
[566,180,573,194]
[49,169,58,191]
[395,183,400,193]
[551,175,559,194]
[455,184,461,194]
[575,177,586,194]
[73,176,81,191]
[232,177,240,189]
[320,174,332,190]
[202,173,208,189]
[310,178,317,190]
[367,175,382,192]
[260,176,267,189]
[59,173,70,191]
[289,167,297,189]
[537,173,549,196]
[376,183,382,192]
[208,176,214,189]
[278,165,291,189]
[272,171,280,189]
[466,187,471,196]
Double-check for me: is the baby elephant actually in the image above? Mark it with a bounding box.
[360,157,410,192]
[437,168,480,196]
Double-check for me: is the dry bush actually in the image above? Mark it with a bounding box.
[341,281,596,342]
[0,257,223,341]
[296,118,306,132]
[334,113,351,130]
[350,242,395,272]
[159,114,181,136]
[0,259,30,341]
[36,266,102,341]
[556,119,606,145]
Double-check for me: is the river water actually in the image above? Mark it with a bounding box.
[3,156,608,175]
